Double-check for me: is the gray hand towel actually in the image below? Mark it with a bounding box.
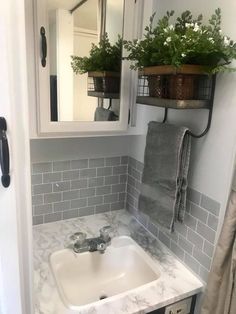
[138,121,191,232]
[94,107,117,121]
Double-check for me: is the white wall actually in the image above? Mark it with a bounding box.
[57,9,74,121]
[49,11,57,76]
[73,29,98,121]
[106,0,124,44]
[128,0,236,236]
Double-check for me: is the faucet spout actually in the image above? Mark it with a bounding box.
[69,225,112,254]
[97,242,107,254]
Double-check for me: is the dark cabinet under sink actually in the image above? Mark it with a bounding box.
[148,295,196,314]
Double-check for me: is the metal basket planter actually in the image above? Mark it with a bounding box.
[138,65,213,102]
[88,71,120,94]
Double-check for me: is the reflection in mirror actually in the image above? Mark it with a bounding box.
[47,0,124,122]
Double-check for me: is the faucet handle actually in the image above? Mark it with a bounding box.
[99,225,112,242]
[69,232,86,245]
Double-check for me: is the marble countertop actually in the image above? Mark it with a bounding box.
[34,210,203,314]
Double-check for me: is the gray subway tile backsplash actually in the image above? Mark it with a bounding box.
[32,194,44,206]
[71,198,87,209]
[187,188,201,205]
[200,194,221,216]
[43,172,62,183]
[32,162,52,174]
[31,174,42,185]
[89,158,105,168]
[44,212,62,223]
[32,155,220,284]
[34,203,52,215]
[110,201,125,211]
[44,192,61,204]
[33,183,52,195]
[62,190,79,201]
[80,168,96,178]
[62,170,80,181]
[71,159,88,169]
[88,195,103,206]
[31,156,127,226]
[79,206,95,217]
[71,179,88,190]
[121,156,128,164]
[62,209,78,220]
[33,215,44,225]
[104,193,118,203]
[190,203,208,224]
[96,185,111,196]
[207,213,219,231]
[95,204,110,214]
[125,156,221,283]
[105,157,121,166]
[203,240,214,258]
[105,175,119,185]
[53,181,70,192]
[97,167,112,177]
[196,221,216,244]
[89,177,104,187]
[80,187,95,198]
[193,247,212,270]
[113,165,127,175]
[187,229,204,249]
[53,160,70,171]
[184,252,200,274]
[53,201,70,212]
[178,235,193,255]
[111,183,126,193]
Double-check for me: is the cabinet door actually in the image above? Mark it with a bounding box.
[33,0,143,137]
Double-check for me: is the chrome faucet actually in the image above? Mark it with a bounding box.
[69,226,112,254]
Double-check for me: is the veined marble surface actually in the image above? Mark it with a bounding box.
[34,210,203,314]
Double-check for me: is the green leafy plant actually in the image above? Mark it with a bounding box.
[124,8,236,73]
[71,33,122,74]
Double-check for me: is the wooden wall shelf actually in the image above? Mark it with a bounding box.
[136,97,211,110]
[87,91,120,99]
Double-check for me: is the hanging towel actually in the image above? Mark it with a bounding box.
[138,121,191,232]
[94,107,117,121]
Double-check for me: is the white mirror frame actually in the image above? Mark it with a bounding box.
[34,0,144,136]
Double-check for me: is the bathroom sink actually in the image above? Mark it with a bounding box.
[50,236,160,309]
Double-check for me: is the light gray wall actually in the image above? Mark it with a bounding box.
[30,136,133,162]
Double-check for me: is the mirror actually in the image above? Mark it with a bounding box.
[47,0,124,122]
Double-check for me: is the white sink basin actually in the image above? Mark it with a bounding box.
[50,236,160,310]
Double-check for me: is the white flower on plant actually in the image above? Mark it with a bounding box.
[193,23,200,32]
[163,28,168,33]
[224,36,230,45]
[219,29,222,34]
[209,37,214,43]
[166,37,171,42]
[164,41,168,46]
[181,53,186,57]
[185,23,191,28]
[169,24,174,30]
